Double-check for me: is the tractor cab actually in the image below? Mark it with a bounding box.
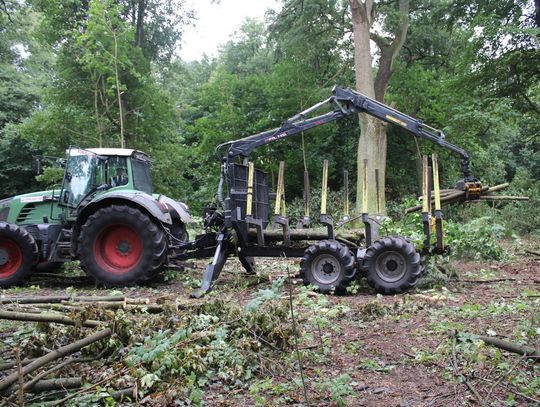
[60,148,153,209]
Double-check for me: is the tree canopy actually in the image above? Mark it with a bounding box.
[0,0,538,232]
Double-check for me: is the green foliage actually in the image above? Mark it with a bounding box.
[126,294,294,402]
[0,128,41,199]
[314,373,356,407]
[35,166,64,189]
[287,188,352,226]
[446,217,509,261]
[497,170,540,235]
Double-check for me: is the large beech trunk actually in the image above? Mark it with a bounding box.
[349,0,409,215]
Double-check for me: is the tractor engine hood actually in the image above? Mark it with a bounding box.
[0,198,12,222]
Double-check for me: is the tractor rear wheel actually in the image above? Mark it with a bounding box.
[0,222,38,287]
[78,205,167,285]
[363,237,421,294]
[300,240,356,293]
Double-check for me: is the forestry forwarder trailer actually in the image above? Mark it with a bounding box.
[177,86,482,298]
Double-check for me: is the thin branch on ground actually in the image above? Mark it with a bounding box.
[451,337,486,407]
[485,354,526,402]
[15,346,24,406]
[286,260,310,407]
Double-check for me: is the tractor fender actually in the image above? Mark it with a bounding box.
[156,195,191,224]
[79,192,173,225]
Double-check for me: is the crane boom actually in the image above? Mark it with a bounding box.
[215,86,475,182]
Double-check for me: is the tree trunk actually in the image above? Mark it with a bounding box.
[357,115,387,213]
[535,0,540,28]
[349,0,384,214]
[135,0,146,47]
[349,0,409,215]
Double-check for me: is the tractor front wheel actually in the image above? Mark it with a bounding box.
[78,205,167,285]
[0,222,37,287]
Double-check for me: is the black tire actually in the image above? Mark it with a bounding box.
[169,220,189,245]
[35,261,63,273]
[0,222,38,287]
[363,236,421,294]
[300,240,356,293]
[78,205,167,286]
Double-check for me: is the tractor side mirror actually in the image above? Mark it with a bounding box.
[63,190,70,204]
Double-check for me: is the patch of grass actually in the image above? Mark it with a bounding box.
[314,373,357,407]
[358,357,394,372]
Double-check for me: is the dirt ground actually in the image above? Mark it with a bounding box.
[1,240,539,406]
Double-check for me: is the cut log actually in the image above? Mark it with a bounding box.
[0,328,111,392]
[0,296,70,305]
[0,295,149,305]
[111,387,136,400]
[405,183,511,213]
[25,378,82,393]
[0,310,101,328]
[479,196,529,201]
[477,335,539,360]
[60,301,163,313]
[248,228,364,243]
[0,358,35,371]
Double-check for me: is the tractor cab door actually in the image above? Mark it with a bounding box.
[59,148,106,211]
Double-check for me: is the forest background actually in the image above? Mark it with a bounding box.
[0,0,538,234]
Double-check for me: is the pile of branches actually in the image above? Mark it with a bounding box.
[0,293,294,405]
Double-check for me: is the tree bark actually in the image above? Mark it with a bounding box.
[0,310,102,328]
[135,0,146,47]
[477,335,539,360]
[349,0,410,215]
[25,378,82,393]
[0,295,143,304]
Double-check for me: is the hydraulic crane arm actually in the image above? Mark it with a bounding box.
[215,86,475,181]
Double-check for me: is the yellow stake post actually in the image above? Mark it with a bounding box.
[432,153,445,252]
[274,161,286,216]
[320,160,329,215]
[246,161,254,216]
[422,155,430,214]
[421,155,431,252]
[343,170,349,217]
[432,154,441,211]
[362,159,368,214]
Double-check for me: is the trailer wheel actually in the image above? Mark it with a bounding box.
[364,237,421,294]
[0,222,38,287]
[78,205,167,285]
[300,240,356,293]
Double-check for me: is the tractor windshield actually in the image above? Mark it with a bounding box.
[60,148,107,208]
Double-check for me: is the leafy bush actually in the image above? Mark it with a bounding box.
[445,216,508,261]
[382,198,510,261]
[497,170,540,236]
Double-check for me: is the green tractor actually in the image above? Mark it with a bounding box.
[0,147,190,287]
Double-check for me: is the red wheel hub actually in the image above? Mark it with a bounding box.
[93,225,143,275]
[0,239,22,278]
